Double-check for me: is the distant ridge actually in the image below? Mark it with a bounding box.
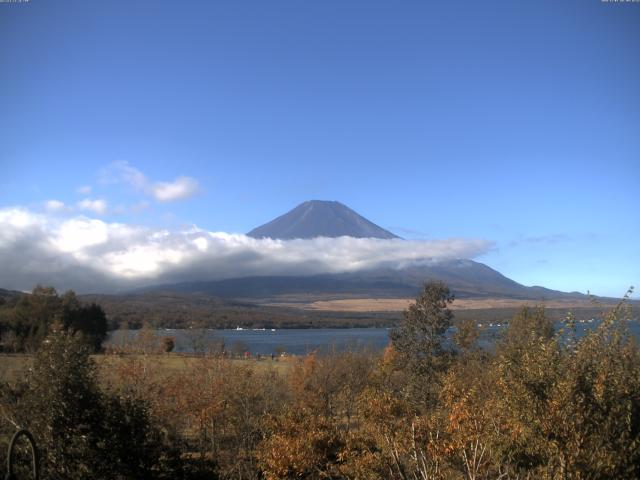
[247,200,400,240]
[139,260,588,302]
[0,288,21,298]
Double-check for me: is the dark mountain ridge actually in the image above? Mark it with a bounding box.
[0,288,21,302]
[140,260,587,301]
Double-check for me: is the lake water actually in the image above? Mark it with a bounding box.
[106,319,640,356]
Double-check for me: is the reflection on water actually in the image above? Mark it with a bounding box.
[106,319,640,356]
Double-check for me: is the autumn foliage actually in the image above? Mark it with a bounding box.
[1,283,639,479]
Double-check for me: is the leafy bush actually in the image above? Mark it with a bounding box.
[2,325,177,479]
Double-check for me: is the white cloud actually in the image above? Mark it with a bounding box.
[0,207,493,293]
[100,161,200,203]
[44,200,67,213]
[76,185,92,195]
[77,198,108,215]
[152,176,199,202]
[52,218,111,253]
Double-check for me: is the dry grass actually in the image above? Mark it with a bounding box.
[281,297,615,312]
[0,353,294,385]
[0,354,32,383]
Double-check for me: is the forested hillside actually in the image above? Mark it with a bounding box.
[0,286,108,352]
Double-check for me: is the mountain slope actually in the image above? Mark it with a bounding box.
[150,201,584,301]
[0,288,21,302]
[142,260,585,301]
[247,200,400,239]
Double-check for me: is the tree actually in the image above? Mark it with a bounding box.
[453,317,480,352]
[184,327,208,355]
[502,305,554,348]
[258,352,372,479]
[487,293,640,478]
[18,324,106,478]
[390,281,454,398]
[388,281,454,410]
[135,323,160,354]
[162,336,175,353]
[7,286,61,351]
[0,287,108,352]
[62,297,108,352]
[11,325,175,479]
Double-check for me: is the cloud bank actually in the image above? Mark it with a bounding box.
[0,208,493,293]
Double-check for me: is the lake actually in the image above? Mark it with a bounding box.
[106,319,640,356]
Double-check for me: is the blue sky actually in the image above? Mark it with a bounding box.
[0,0,638,296]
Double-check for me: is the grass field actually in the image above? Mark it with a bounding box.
[0,354,31,383]
[268,297,621,312]
[0,353,294,385]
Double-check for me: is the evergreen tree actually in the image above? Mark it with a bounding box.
[389,280,454,408]
[0,287,108,352]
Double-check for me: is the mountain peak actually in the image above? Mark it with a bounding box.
[247,200,400,240]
